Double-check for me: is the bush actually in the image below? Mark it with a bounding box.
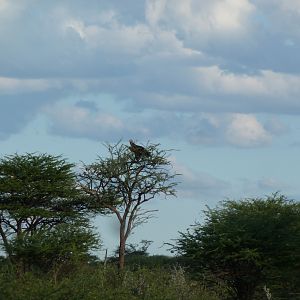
[0,262,220,300]
[174,194,300,299]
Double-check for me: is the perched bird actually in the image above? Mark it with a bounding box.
[129,140,151,160]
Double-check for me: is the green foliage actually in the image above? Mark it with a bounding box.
[0,153,79,240]
[125,240,153,256]
[109,240,183,269]
[123,255,185,271]
[8,221,100,273]
[0,153,78,210]
[174,193,300,299]
[111,240,153,258]
[0,263,220,300]
[0,153,99,272]
[1,151,299,298]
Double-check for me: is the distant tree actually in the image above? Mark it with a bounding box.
[79,141,178,269]
[109,240,182,269]
[173,193,300,300]
[0,153,91,269]
[110,240,152,260]
[124,240,153,257]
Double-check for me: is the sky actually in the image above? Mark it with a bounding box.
[1,0,300,256]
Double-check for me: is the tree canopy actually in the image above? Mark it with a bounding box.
[79,141,178,269]
[0,153,96,270]
[174,193,300,299]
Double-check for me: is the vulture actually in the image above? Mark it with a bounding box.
[129,139,151,160]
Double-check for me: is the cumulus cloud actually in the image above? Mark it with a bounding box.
[45,104,120,139]
[124,66,300,114]
[193,67,300,110]
[145,0,255,38]
[186,113,274,148]
[0,0,24,20]
[64,16,153,55]
[225,114,271,147]
[0,0,299,144]
[0,77,59,94]
[0,0,9,12]
[44,101,151,141]
[43,99,190,142]
[43,98,280,148]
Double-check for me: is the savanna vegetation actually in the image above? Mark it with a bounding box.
[0,142,299,299]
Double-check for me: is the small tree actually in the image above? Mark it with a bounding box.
[0,153,88,268]
[79,141,178,269]
[174,193,300,300]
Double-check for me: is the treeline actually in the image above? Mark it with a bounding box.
[0,142,299,299]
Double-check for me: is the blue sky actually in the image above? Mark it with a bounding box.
[1,0,300,255]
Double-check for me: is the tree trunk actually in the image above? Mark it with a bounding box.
[118,223,126,270]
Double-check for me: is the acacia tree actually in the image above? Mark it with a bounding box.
[0,153,91,268]
[174,193,300,300]
[79,141,178,269]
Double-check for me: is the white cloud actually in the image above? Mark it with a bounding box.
[44,102,150,141]
[43,101,280,149]
[195,66,300,97]
[64,14,154,55]
[1,1,300,112]
[0,0,23,16]
[225,114,272,147]
[63,11,203,60]
[195,66,268,95]
[0,77,58,94]
[145,0,255,40]
[65,19,86,39]
[1,0,300,143]
[184,113,275,148]
[126,66,300,114]
[46,104,122,136]
[208,0,255,33]
[145,0,167,27]
[0,0,8,11]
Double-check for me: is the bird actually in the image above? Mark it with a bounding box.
[129,140,151,160]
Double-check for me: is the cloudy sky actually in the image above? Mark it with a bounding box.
[1,0,300,255]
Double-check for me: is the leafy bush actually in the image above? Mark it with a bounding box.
[174,193,300,299]
[8,221,100,274]
[0,263,220,300]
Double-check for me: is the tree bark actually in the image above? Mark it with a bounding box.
[118,222,126,270]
